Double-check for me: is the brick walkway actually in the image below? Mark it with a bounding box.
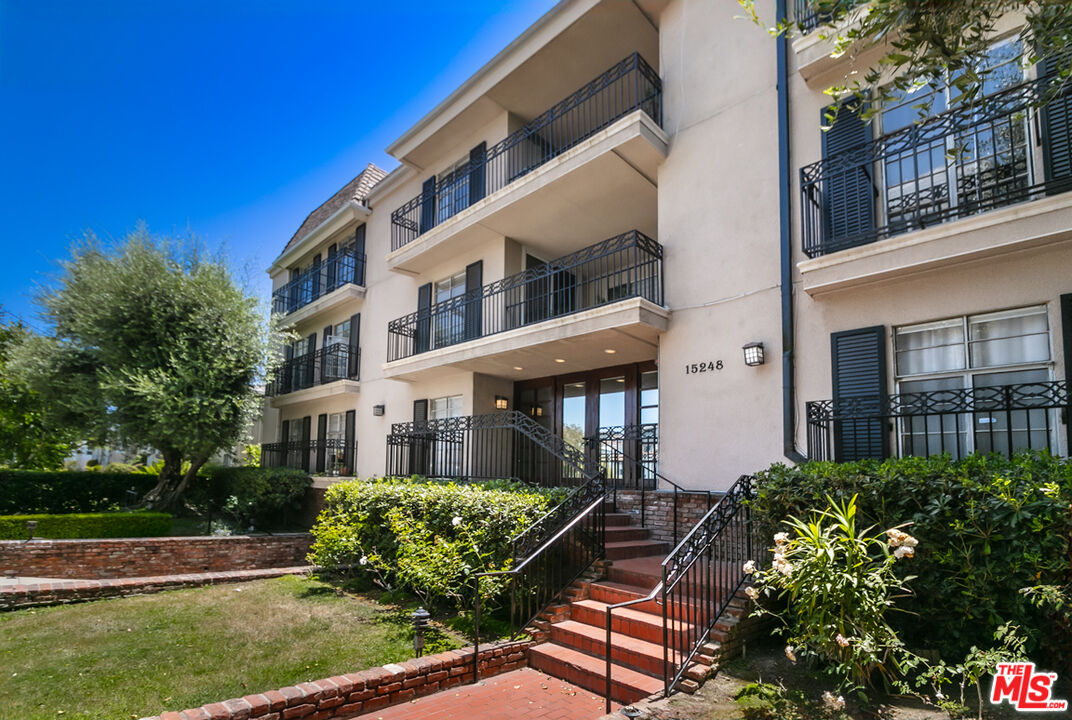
[352,668,615,720]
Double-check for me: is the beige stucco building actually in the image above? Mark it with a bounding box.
[261,0,1072,491]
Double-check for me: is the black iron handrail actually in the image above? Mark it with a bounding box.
[271,244,366,315]
[806,380,1071,461]
[801,75,1072,258]
[386,231,663,362]
[590,423,660,490]
[390,53,661,250]
[260,438,357,475]
[265,345,359,397]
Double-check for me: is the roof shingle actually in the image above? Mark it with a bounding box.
[281,163,387,255]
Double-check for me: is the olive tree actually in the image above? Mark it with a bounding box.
[13,228,275,511]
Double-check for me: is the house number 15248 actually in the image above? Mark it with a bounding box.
[685,361,723,374]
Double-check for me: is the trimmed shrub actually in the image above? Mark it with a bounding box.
[0,512,172,539]
[309,477,565,608]
[0,470,159,515]
[187,466,311,531]
[751,452,1072,660]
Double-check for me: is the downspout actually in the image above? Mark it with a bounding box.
[777,0,807,463]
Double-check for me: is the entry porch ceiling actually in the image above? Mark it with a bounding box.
[381,297,667,382]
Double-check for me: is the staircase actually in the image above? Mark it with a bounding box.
[527,506,718,704]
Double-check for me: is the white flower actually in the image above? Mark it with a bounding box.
[894,545,915,560]
[835,633,850,647]
[902,534,919,548]
[359,556,368,566]
[773,532,789,545]
[773,557,794,576]
[743,560,756,575]
[745,586,759,600]
[452,516,463,526]
[821,692,846,710]
[784,645,797,662]
[936,691,945,701]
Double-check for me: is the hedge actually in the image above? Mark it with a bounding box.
[186,465,312,531]
[750,452,1072,661]
[0,470,159,515]
[0,512,173,539]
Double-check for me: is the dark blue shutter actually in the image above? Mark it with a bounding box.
[300,416,312,472]
[1040,57,1072,194]
[822,104,875,253]
[280,419,290,466]
[1061,293,1072,452]
[468,142,486,205]
[353,225,367,285]
[464,260,483,341]
[305,332,317,388]
[410,399,429,477]
[419,176,436,234]
[316,414,327,473]
[348,313,361,379]
[343,410,355,475]
[415,283,432,353]
[831,326,888,461]
[326,244,338,291]
[310,253,321,300]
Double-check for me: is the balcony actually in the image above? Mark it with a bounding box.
[271,245,366,321]
[806,380,1070,462]
[266,345,359,405]
[383,231,666,380]
[261,438,357,476]
[387,53,664,274]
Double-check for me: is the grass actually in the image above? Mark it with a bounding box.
[0,574,466,720]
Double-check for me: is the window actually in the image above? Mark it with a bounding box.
[429,395,463,477]
[437,157,470,223]
[894,305,1052,458]
[287,421,303,444]
[429,395,463,420]
[325,412,346,474]
[433,271,467,349]
[323,320,350,381]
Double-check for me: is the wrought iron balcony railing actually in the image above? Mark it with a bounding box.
[390,53,662,251]
[271,244,366,316]
[261,438,357,476]
[386,230,663,362]
[806,380,1071,461]
[801,76,1072,258]
[265,345,359,397]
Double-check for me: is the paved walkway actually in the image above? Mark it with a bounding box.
[353,668,615,720]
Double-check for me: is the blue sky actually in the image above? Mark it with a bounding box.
[0,0,557,328]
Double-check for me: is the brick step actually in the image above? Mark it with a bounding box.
[604,512,635,527]
[604,526,651,542]
[528,642,663,705]
[569,599,698,645]
[588,581,653,606]
[605,540,668,561]
[550,620,682,677]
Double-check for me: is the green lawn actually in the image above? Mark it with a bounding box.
[0,575,465,720]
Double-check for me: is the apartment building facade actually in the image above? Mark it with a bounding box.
[262,0,1072,491]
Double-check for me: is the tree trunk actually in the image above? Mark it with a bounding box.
[142,448,187,512]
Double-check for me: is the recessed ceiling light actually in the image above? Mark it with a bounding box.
[555,358,565,363]
[604,349,616,354]
[513,366,523,371]
[616,378,624,382]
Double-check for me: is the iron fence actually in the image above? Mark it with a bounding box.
[801,76,1072,258]
[271,244,366,316]
[387,231,663,361]
[390,53,661,250]
[806,380,1071,461]
[260,438,357,475]
[265,345,359,397]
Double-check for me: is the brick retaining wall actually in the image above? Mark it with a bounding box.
[611,490,720,545]
[143,640,533,720]
[0,534,313,580]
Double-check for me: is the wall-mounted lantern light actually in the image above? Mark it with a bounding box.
[494,395,509,410]
[373,404,385,416]
[742,342,765,367]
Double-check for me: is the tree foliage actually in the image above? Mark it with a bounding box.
[0,312,77,469]
[740,0,1072,118]
[11,228,273,510]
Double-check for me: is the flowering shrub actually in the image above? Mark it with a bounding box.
[747,495,920,694]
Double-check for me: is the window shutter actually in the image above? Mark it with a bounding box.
[410,399,429,477]
[300,416,312,472]
[353,225,367,285]
[316,414,327,473]
[1040,57,1072,194]
[279,419,291,468]
[1062,293,1072,452]
[830,326,888,461]
[821,103,875,252]
[468,142,486,205]
[415,283,432,353]
[326,243,338,290]
[419,176,436,234]
[306,332,317,387]
[413,399,428,422]
[310,253,321,298]
[343,409,356,475]
[348,313,361,379]
[464,260,483,341]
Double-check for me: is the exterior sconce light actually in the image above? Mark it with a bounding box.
[412,606,430,657]
[373,404,385,416]
[494,395,509,410]
[742,342,765,367]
